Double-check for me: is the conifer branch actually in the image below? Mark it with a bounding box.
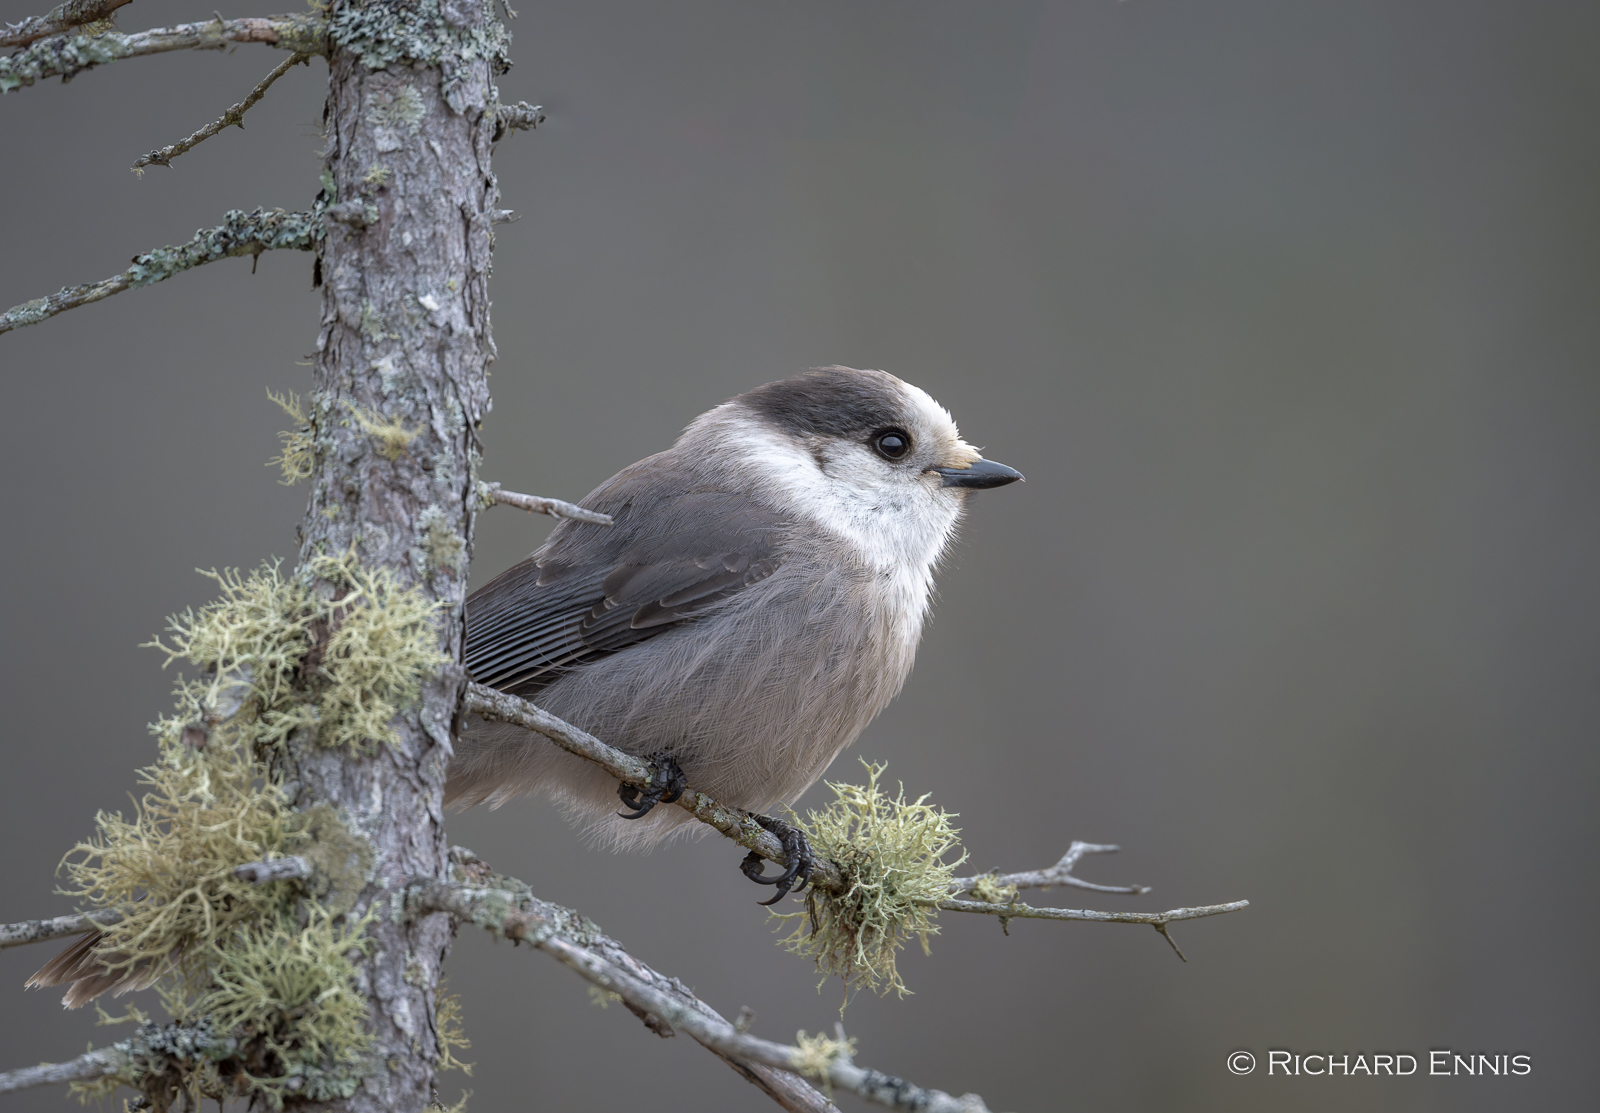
[0,0,133,50]
[0,13,325,93]
[0,909,121,950]
[0,206,322,335]
[414,878,967,1113]
[131,51,312,173]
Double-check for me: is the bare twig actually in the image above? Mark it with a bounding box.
[0,0,133,49]
[232,855,310,883]
[0,909,121,951]
[132,52,311,173]
[0,206,322,335]
[951,840,1151,896]
[938,897,1248,961]
[0,13,325,93]
[415,879,966,1113]
[0,1045,127,1095]
[479,482,614,525]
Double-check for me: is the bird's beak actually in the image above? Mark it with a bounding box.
[931,457,1024,489]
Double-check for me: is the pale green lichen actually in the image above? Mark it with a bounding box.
[969,872,1020,906]
[59,734,374,1110]
[267,389,316,485]
[790,1030,856,1085]
[148,552,447,754]
[774,762,967,998]
[349,403,419,461]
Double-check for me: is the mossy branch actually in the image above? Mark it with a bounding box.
[0,1020,231,1096]
[0,909,122,951]
[415,877,986,1113]
[132,51,313,174]
[0,206,322,336]
[0,0,133,50]
[0,14,326,93]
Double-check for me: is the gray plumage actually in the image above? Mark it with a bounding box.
[446,367,1020,849]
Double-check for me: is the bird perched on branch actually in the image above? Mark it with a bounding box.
[448,366,1022,901]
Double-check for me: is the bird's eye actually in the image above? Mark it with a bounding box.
[872,429,912,460]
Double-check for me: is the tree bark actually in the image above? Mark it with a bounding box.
[281,4,499,1108]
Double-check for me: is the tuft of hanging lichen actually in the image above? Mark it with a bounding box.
[774,761,967,999]
[147,550,447,755]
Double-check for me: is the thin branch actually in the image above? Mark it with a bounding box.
[0,909,121,951]
[132,52,312,173]
[461,682,847,892]
[417,874,836,1112]
[0,13,325,93]
[951,840,1151,896]
[0,1020,230,1096]
[0,0,133,49]
[0,206,322,336]
[415,879,970,1113]
[480,482,614,525]
[0,1046,126,1095]
[938,897,1249,961]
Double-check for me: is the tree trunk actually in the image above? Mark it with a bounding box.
[282,5,499,1107]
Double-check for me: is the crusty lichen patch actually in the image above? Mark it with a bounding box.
[774,761,967,999]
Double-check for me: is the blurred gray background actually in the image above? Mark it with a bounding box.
[2,1,1596,1110]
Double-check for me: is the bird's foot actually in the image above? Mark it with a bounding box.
[740,814,815,906]
[616,752,687,820]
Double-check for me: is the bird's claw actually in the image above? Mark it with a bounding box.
[740,814,815,905]
[616,751,687,819]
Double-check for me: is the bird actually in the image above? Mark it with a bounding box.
[447,366,1022,902]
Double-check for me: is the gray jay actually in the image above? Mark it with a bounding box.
[447,366,1021,900]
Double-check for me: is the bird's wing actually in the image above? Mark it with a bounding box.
[465,465,788,693]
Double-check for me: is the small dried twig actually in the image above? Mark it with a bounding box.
[0,14,325,93]
[480,482,613,525]
[951,840,1150,896]
[415,879,953,1113]
[938,897,1249,961]
[132,52,311,173]
[0,206,322,335]
[0,0,133,50]
[493,100,544,140]
[0,909,121,951]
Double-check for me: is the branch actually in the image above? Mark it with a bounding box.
[0,13,325,93]
[0,1046,126,1095]
[132,52,312,173]
[492,100,544,141]
[416,878,975,1113]
[0,1020,232,1096]
[0,206,322,336]
[479,482,614,525]
[938,897,1250,961]
[461,682,847,893]
[0,0,133,49]
[951,840,1151,896]
[0,909,121,951]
